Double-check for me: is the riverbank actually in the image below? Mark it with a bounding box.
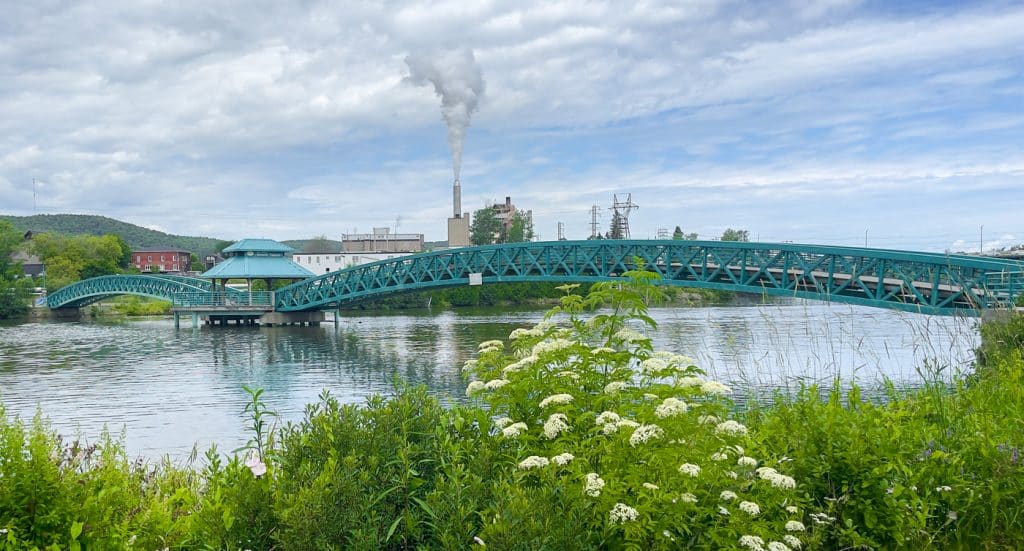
[0,278,1017,548]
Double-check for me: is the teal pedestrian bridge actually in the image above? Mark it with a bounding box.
[47,240,1024,318]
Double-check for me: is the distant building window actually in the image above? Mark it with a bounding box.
[147,255,152,262]
[172,264,178,271]
[161,255,165,261]
[316,257,320,263]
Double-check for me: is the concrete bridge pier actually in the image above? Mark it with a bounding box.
[258,310,325,327]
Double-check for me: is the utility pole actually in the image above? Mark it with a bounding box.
[980,225,984,253]
[589,205,601,238]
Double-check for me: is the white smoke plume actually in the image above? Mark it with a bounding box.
[405,49,485,181]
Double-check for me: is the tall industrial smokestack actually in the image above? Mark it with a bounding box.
[453,178,462,218]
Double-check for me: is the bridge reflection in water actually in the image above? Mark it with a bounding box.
[47,241,1024,318]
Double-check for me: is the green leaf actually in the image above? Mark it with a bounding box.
[70,521,83,540]
[385,516,403,542]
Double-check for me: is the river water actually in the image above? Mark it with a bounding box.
[0,301,978,459]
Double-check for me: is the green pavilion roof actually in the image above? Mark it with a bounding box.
[222,239,295,254]
[201,238,313,279]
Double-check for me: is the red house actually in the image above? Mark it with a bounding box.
[132,248,191,273]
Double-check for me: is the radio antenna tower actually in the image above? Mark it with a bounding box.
[589,204,601,238]
[609,194,639,239]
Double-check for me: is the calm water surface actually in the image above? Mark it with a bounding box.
[0,302,978,459]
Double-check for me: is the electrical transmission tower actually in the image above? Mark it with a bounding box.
[589,205,601,238]
[609,194,639,239]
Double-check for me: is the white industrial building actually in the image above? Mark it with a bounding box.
[291,252,417,275]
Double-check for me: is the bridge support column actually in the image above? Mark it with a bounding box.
[334,308,340,328]
[173,312,180,329]
[191,312,199,328]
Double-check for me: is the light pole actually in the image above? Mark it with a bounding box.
[980,225,984,253]
[864,229,868,248]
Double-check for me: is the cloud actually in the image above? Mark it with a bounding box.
[0,1,1021,251]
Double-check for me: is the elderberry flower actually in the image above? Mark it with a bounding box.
[936,485,952,492]
[465,381,485,396]
[739,501,761,516]
[643,482,659,490]
[739,535,765,551]
[539,393,574,408]
[701,380,732,396]
[493,417,513,429]
[532,339,573,356]
[678,493,698,503]
[609,503,639,524]
[655,397,689,418]
[737,456,758,467]
[810,512,835,525]
[518,456,550,470]
[785,506,799,514]
[678,463,701,477]
[698,414,719,425]
[552,452,574,466]
[478,340,504,352]
[501,422,528,438]
[768,473,797,489]
[715,420,749,436]
[544,413,570,439]
[630,424,664,446]
[720,490,737,501]
[726,471,739,479]
[719,506,730,516]
[509,328,542,340]
[595,411,621,425]
[591,346,616,355]
[640,357,669,374]
[783,535,802,550]
[785,520,805,532]
[484,379,509,390]
[711,451,729,461]
[767,542,791,551]
[584,473,605,497]
[604,381,629,394]
[677,376,704,388]
[614,328,648,343]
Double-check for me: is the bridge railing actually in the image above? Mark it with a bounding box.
[170,291,273,309]
[984,271,1024,308]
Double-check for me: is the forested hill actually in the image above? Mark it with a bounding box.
[0,214,224,257]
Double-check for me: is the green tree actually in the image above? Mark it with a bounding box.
[672,226,684,240]
[303,234,334,254]
[470,207,501,246]
[190,253,205,272]
[505,212,533,243]
[721,228,750,242]
[0,220,30,318]
[607,212,624,239]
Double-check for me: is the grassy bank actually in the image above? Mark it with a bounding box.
[1,274,1021,549]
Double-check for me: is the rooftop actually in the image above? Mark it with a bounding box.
[222,239,294,254]
[200,255,315,280]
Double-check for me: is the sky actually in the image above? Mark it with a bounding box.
[1,0,1022,252]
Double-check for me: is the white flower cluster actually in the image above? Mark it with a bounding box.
[518,456,550,470]
[677,376,704,388]
[602,418,639,435]
[654,397,688,418]
[478,340,504,354]
[465,381,485,396]
[640,357,669,374]
[502,355,537,374]
[739,501,761,516]
[603,381,629,394]
[642,482,659,490]
[936,485,952,492]
[715,420,749,436]
[539,394,574,408]
[555,370,580,380]
[726,471,739,479]
[678,493,698,503]
[501,422,528,438]
[552,452,575,466]
[785,520,805,532]
[493,417,513,429]
[720,490,737,501]
[783,535,802,549]
[711,451,729,461]
[595,411,621,425]
[810,512,836,525]
[739,535,765,551]
[532,338,573,356]
[698,415,719,425]
[701,380,732,396]
[737,456,758,467]
[756,467,796,489]
[643,393,660,401]
[544,413,570,439]
[678,463,701,477]
[785,505,799,514]
[509,327,543,340]
[613,328,648,343]
[608,503,639,524]
[463,359,478,370]
[484,379,509,390]
[591,346,617,355]
[629,424,664,446]
[767,542,791,551]
[584,472,605,497]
